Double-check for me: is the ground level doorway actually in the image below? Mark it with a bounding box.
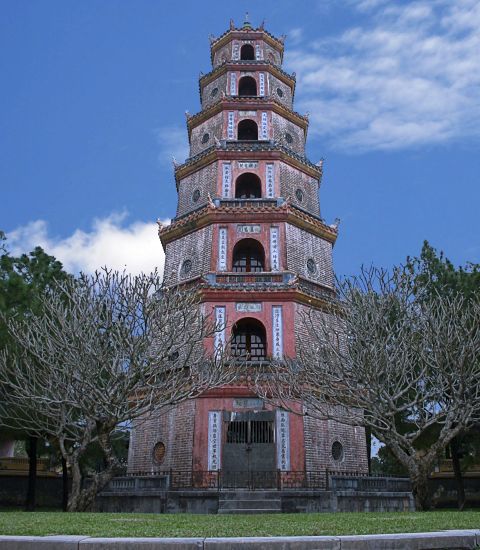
[221,410,276,489]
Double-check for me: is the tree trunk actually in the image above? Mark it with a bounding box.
[67,458,83,512]
[410,469,432,511]
[450,437,466,511]
[73,464,119,512]
[25,436,37,512]
[61,456,69,512]
[66,429,121,512]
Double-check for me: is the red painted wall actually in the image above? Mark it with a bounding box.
[192,395,305,473]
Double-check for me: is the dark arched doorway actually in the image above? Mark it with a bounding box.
[231,318,267,361]
[235,173,261,198]
[237,119,258,140]
[238,76,257,96]
[240,44,255,60]
[232,238,265,272]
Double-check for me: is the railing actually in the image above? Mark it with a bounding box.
[215,198,281,209]
[434,458,480,474]
[0,457,51,472]
[121,470,408,492]
[328,472,411,493]
[279,470,327,490]
[206,272,294,285]
[105,475,168,493]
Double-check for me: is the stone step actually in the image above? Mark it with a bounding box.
[218,508,282,514]
[219,499,281,510]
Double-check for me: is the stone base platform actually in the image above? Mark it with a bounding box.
[95,488,414,514]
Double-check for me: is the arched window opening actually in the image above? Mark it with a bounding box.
[231,318,267,361]
[238,76,257,96]
[240,44,255,60]
[232,239,265,273]
[235,173,261,198]
[237,119,258,141]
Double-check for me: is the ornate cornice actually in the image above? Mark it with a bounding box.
[199,62,295,95]
[161,274,339,313]
[158,202,338,247]
[175,142,322,184]
[186,96,308,138]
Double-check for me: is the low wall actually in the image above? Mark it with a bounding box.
[430,476,480,508]
[0,475,65,508]
[1,531,479,549]
[96,489,414,514]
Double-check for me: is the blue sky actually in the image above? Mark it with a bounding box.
[1,0,479,276]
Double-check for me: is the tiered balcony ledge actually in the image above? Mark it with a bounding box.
[175,140,321,182]
[187,96,308,134]
[201,271,336,306]
[199,60,294,90]
[159,199,338,247]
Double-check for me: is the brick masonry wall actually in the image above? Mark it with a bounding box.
[285,224,333,286]
[127,400,196,473]
[201,73,228,110]
[264,44,282,66]
[190,112,223,156]
[303,413,369,474]
[212,43,231,68]
[176,163,217,218]
[271,113,305,155]
[163,225,213,286]
[295,304,368,474]
[268,74,293,109]
[279,164,320,215]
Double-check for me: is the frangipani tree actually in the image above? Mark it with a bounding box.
[254,267,480,510]
[0,269,232,511]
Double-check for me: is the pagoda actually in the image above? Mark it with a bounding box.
[127,17,368,489]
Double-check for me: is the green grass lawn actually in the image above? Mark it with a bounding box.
[0,510,479,538]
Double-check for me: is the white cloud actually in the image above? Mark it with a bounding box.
[288,28,303,45]
[154,125,189,166]
[6,212,168,276]
[288,0,480,150]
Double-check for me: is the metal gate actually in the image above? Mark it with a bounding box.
[221,411,276,489]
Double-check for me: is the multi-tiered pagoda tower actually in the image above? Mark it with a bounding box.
[128,18,368,487]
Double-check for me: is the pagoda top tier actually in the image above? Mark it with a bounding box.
[209,16,285,69]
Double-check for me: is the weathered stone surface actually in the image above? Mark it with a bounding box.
[204,537,341,550]
[339,530,480,549]
[79,538,203,549]
[0,535,88,549]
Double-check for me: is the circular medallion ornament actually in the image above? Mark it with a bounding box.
[181,259,192,276]
[201,132,210,144]
[211,87,219,98]
[295,188,304,202]
[153,442,166,464]
[285,132,293,144]
[332,441,344,462]
[192,189,201,203]
[307,258,317,275]
[276,87,284,98]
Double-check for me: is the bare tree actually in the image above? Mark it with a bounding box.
[0,270,231,511]
[254,267,480,510]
